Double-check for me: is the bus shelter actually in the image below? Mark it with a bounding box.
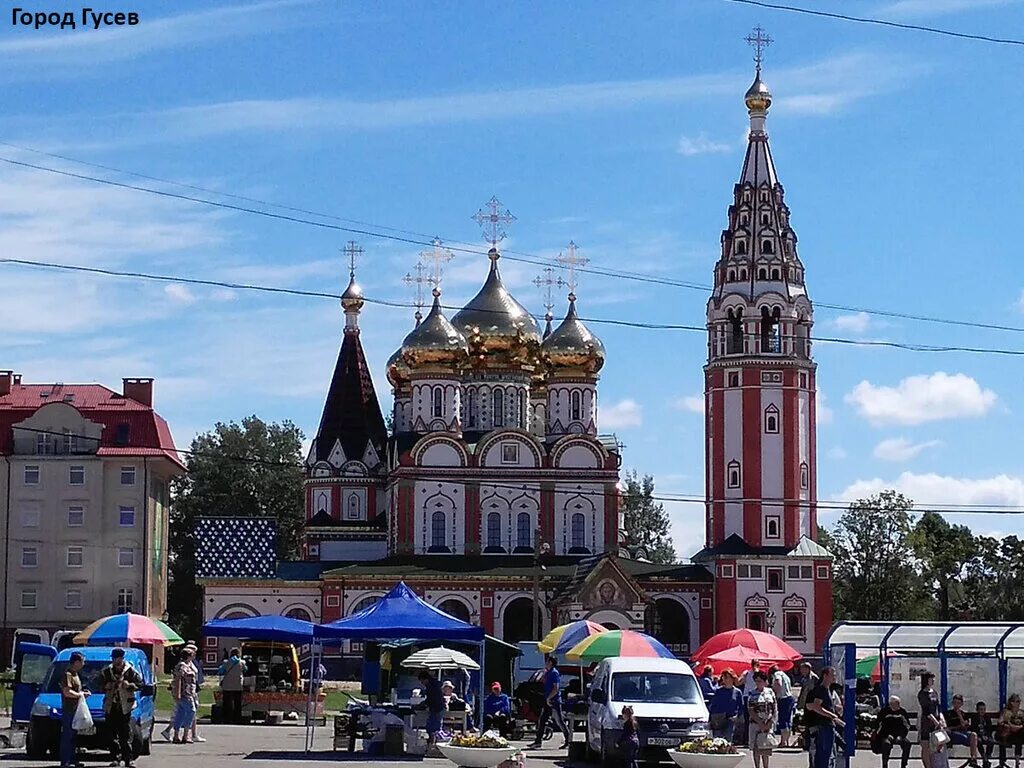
[824,621,1024,712]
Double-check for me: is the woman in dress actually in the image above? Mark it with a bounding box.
[171,648,199,744]
[748,670,778,768]
[918,672,945,768]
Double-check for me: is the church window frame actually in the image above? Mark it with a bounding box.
[784,610,806,640]
[727,269,736,281]
[728,371,740,388]
[486,511,502,551]
[762,240,775,255]
[765,515,781,540]
[740,213,749,226]
[735,240,747,255]
[758,267,767,280]
[737,564,750,579]
[492,388,505,427]
[799,372,808,388]
[467,389,477,428]
[766,567,784,593]
[570,390,582,421]
[817,565,830,580]
[432,387,444,418]
[761,213,770,226]
[746,610,767,632]
[771,268,780,280]
[519,390,528,428]
[501,442,520,464]
[719,563,735,578]
[516,511,532,551]
[764,404,780,434]
[740,268,748,280]
[570,513,586,551]
[727,460,741,489]
[800,462,809,490]
[430,510,448,552]
[728,309,744,355]
[346,493,360,520]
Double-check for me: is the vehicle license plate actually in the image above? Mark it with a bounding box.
[648,737,677,746]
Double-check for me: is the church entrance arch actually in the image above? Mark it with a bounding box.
[644,597,692,656]
[501,597,538,644]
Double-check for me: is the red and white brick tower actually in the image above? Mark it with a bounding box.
[696,36,833,654]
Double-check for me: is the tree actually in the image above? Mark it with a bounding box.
[910,511,975,620]
[962,535,1024,621]
[828,490,929,620]
[621,471,676,564]
[168,416,304,639]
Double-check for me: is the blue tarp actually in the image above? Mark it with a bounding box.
[202,615,316,644]
[315,581,485,643]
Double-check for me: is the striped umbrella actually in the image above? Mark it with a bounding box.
[401,646,480,671]
[537,621,608,656]
[565,630,675,663]
[75,613,184,646]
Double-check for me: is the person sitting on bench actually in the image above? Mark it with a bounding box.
[970,701,995,768]
[873,695,913,768]
[997,694,1024,766]
[947,694,982,766]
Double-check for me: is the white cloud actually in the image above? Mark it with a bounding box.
[873,437,942,462]
[840,472,1024,508]
[832,312,871,334]
[677,134,732,157]
[600,399,643,429]
[164,283,196,304]
[878,0,1015,18]
[673,394,705,414]
[845,372,997,426]
[827,446,848,461]
[816,390,834,425]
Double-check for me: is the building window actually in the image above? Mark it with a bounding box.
[764,405,779,434]
[728,372,740,388]
[501,443,519,464]
[571,390,582,421]
[116,588,133,614]
[746,611,766,632]
[817,565,830,580]
[787,565,800,579]
[720,564,735,578]
[486,512,502,549]
[766,567,784,592]
[430,511,446,550]
[326,594,340,608]
[516,512,532,550]
[727,460,741,488]
[762,240,774,255]
[120,466,136,486]
[784,610,806,639]
[761,213,770,225]
[119,506,136,527]
[771,268,780,280]
[570,513,586,551]
[800,463,809,490]
[492,389,504,427]
[799,372,808,388]
[749,564,763,578]
[519,390,528,428]
[766,516,781,540]
[737,564,750,578]
[69,465,85,486]
[21,506,39,528]
[801,565,813,579]
[432,387,444,418]
[21,546,38,567]
[346,494,360,520]
[24,465,40,485]
[735,240,746,255]
[68,506,85,527]
[67,546,84,568]
[467,390,477,428]
[701,597,713,610]
[21,589,37,609]
[65,589,83,610]
[118,547,135,568]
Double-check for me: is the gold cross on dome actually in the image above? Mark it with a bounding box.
[403,260,429,320]
[533,266,566,317]
[472,196,516,247]
[419,236,454,291]
[343,240,363,278]
[555,240,588,296]
[745,25,773,67]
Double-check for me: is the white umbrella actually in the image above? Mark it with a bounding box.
[401,645,480,671]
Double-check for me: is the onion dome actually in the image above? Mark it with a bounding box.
[542,293,605,374]
[386,346,411,387]
[745,66,772,114]
[451,249,541,359]
[341,272,364,312]
[400,289,468,370]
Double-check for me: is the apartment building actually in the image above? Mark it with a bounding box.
[0,372,184,662]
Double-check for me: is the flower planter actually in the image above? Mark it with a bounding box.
[670,750,747,768]
[437,743,520,768]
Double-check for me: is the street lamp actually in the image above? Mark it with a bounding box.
[532,528,551,640]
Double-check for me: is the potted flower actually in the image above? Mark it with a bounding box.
[438,732,521,768]
[670,737,747,768]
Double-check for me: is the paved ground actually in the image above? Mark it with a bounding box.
[0,722,889,768]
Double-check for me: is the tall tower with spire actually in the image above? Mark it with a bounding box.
[696,30,833,653]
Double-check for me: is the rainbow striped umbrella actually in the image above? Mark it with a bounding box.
[75,613,184,646]
[565,630,675,663]
[538,621,607,656]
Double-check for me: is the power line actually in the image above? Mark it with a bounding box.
[723,0,1024,47]
[4,255,1024,357]
[3,150,1024,337]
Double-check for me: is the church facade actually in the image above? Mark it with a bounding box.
[198,60,832,672]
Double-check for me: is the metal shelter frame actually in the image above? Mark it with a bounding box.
[824,621,1024,711]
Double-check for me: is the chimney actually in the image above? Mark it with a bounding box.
[123,377,154,407]
[0,370,13,397]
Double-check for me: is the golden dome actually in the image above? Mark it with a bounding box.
[400,290,468,369]
[341,272,364,312]
[451,250,541,358]
[542,294,605,374]
[745,66,772,113]
[386,346,410,387]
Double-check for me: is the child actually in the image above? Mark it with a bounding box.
[619,705,640,768]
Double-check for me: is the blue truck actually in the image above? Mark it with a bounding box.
[12,643,156,760]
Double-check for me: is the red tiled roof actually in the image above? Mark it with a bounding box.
[0,383,185,470]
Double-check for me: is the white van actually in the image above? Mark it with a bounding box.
[586,656,710,763]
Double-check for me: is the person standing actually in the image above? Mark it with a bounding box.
[417,670,445,745]
[217,648,247,726]
[918,672,944,768]
[531,656,570,750]
[61,651,90,768]
[171,648,199,744]
[771,665,795,747]
[709,670,744,744]
[101,648,143,767]
[805,666,844,768]
[699,665,717,703]
[183,643,206,743]
[749,671,778,768]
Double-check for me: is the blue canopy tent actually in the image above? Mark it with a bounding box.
[309,581,487,751]
[202,615,316,644]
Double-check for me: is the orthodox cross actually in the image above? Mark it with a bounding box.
[745,25,772,68]
[419,236,454,291]
[533,266,565,320]
[472,196,516,247]
[403,260,430,323]
[555,240,588,297]
[343,240,363,279]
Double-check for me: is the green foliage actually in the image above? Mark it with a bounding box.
[168,416,304,640]
[909,511,975,620]
[620,470,676,564]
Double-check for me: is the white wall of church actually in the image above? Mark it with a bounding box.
[480,483,540,553]
[547,383,597,435]
[555,485,604,554]
[414,480,465,554]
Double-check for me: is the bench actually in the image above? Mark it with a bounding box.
[875,711,1021,768]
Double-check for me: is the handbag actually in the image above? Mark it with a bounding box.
[72,697,95,734]
[756,731,781,749]
[930,730,950,751]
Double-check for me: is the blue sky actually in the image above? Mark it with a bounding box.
[2,0,1024,557]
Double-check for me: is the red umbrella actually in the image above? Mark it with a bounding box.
[695,645,796,675]
[692,628,802,667]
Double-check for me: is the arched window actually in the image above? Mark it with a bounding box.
[764,404,779,434]
[571,513,586,551]
[740,268,748,280]
[349,594,380,615]
[728,308,744,354]
[761,213,770,226]
[437,599,471,623]
[570,390,582,421]
[758,267,767,280]
[762,240,775,255]
[761,306,781,353]
[766,517,780,539]
[486,511,502,550]
[286,607,313,622]
[467,389,477,428]
[771,268,780,280]
[346,493,360,519]
[800,462,809,490]
[735,240,747,255]
[430,510,447,550]
[492,389,504,427]
[727,460,741,488]
[727,269,735,281]
[432,387,444,418]
[517,512,532,550]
